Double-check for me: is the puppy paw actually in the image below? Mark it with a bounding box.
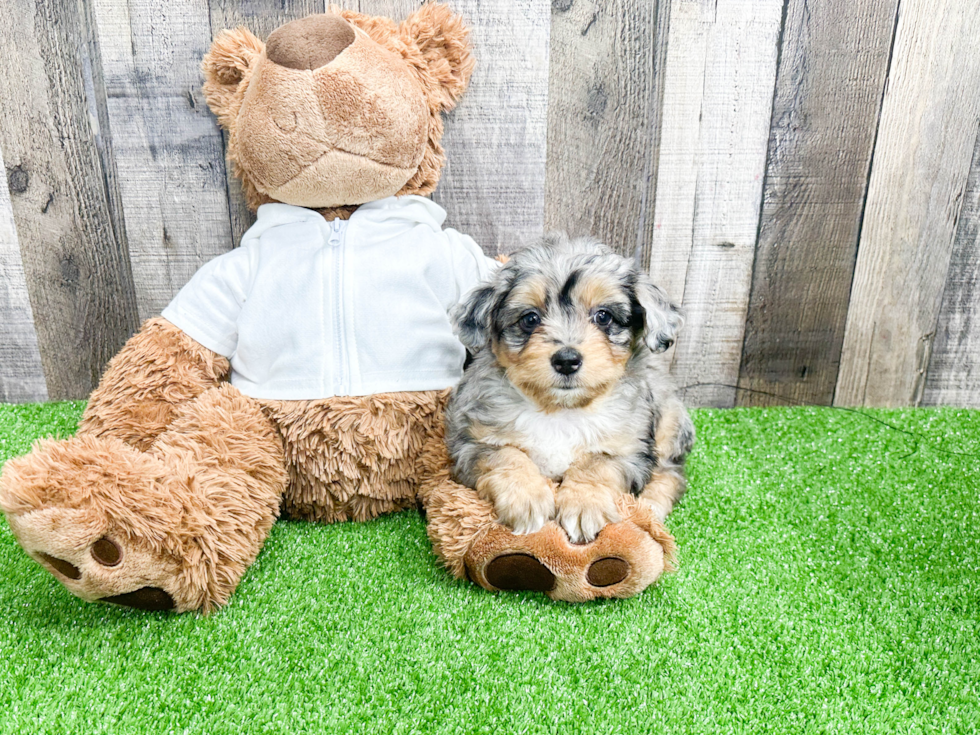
[640,495,673,523]
[556,482,622,544]
[495,482,555,535]
[475,450,556,536]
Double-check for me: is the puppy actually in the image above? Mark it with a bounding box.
[446,234,695,543]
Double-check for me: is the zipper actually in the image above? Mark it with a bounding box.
[328,218,348,394]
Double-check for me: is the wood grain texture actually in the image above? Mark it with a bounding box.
[0,147,47,403]
[835,0,980,407]
[0,0,139,400]
[647,0,783,407]
[922,129,980,407]
[430,0,550,255]
[545,0,668,260]
[350,1,419,17]
[93,0,236,320]
[736,0,899,407]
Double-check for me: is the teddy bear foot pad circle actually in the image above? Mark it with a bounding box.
[482,553,632,593]
[484,553,556,592]
[586,557,630,587]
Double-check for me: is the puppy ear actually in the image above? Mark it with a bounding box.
[400,2,475,111]
[453,284,497,351]
[633,275,683,354]
[202,27,265,130]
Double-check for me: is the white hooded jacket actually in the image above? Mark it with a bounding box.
[162,196,497,400]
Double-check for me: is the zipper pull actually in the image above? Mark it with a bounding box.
[328,219,343,247]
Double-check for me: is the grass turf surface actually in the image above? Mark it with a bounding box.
[0,403,977,734]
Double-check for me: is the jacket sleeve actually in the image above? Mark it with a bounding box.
[161,246,252,358]
[444,228,501,301]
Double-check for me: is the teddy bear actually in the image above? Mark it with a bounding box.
[0,3,676,613]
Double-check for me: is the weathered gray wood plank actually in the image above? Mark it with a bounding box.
[0,0,139,400]
[736,0,899,407]
[922,128,980,407]
[545,0,669,260]
[0,147,47,403]
[835,0,980,407]
[430,0,550,255]
[93,0,237,320]
[350,0,546,256]
[208,0,326,245]
[647,0,783,407]
[350,1,418,17]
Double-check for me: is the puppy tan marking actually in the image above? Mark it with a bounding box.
[575,274,624,313]
[494,332,566,411]
[556,455,625,543]
[475,447,556,535]
[639,400,691,521]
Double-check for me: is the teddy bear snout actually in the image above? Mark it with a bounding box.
[266,14,355,71]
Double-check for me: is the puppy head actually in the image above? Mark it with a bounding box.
[454,234,682,410]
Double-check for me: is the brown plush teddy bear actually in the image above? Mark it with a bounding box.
[0,3,676,613]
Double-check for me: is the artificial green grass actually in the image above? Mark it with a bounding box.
[0,402,977,734]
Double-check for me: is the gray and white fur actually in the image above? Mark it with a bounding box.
[446,234,695,543]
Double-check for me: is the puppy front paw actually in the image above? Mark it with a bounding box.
[556,482,622,544]
[477,469,555,536]
[495,480,555,535]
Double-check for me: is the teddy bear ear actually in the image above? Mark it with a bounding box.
[201,27,265,130]
[399,2,475,111]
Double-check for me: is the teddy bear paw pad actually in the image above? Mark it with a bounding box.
[100,587,175,611]
[484,553,556,592]
[586,557,630,588]
[37,552,81,580]
[91,537,122,566]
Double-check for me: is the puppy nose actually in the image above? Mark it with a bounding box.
[551,347,583,375]
[266,14,356,71]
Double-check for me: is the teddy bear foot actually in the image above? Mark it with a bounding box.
[464,495,676,602]
[480,552,632,592]
[19,515,182,611]
[0,435,192,611]
[1,385,286,613]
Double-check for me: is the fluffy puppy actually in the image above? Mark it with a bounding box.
[446,234,695,543]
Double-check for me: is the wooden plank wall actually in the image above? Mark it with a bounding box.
[648,0,783,408]
[835,0,980,406]
[2,0,980,407]
[737,0,899,407]
[0,0,140,401]
[0,148,47,403]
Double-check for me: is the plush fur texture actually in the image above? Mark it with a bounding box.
[0,5,680,612]
[260,391,446,524]
[3,383,286,613]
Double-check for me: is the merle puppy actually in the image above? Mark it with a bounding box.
[446,234,694,543]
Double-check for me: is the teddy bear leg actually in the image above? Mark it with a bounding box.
[416,434,676,601]
[0,384,285,613]
[78,317,231,450]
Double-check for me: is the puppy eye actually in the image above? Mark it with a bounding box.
[593,309,613,327]
[518,311,541,333]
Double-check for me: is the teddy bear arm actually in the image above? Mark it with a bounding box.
[78,317,230,451]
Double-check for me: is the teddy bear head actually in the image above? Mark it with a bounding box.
[202,3,474,212]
